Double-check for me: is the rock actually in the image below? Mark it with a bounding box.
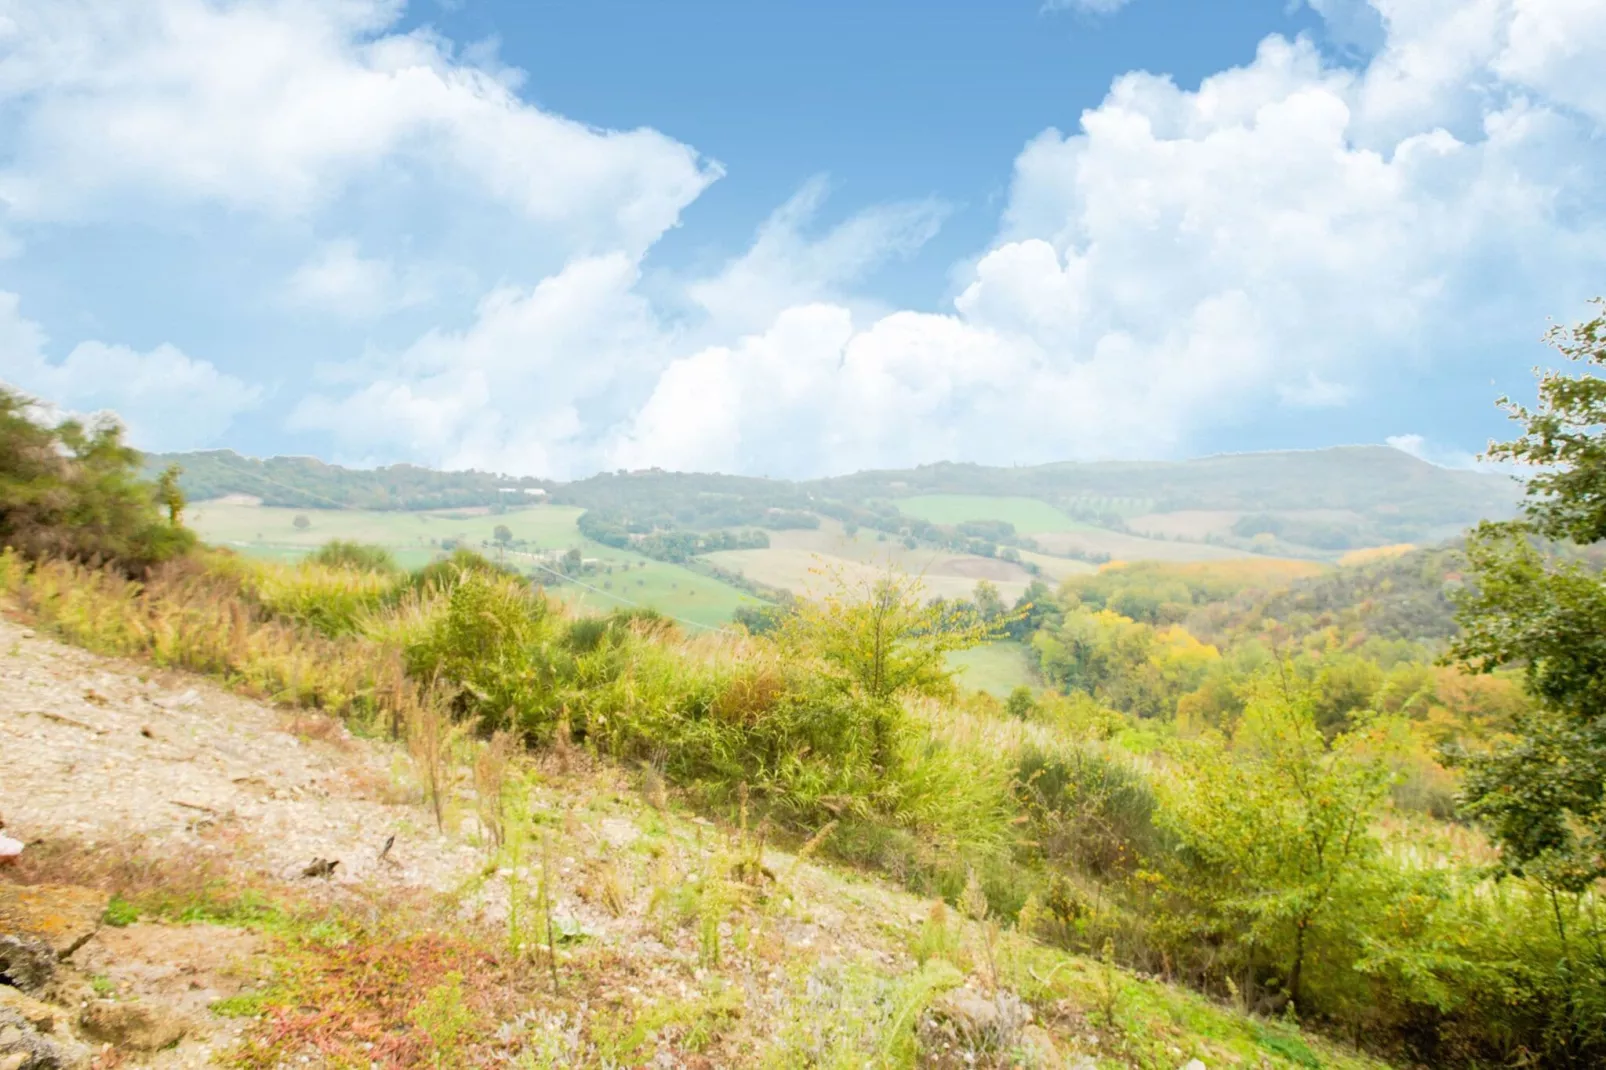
[921,986,1032,1055]
[0,937,56,994]
[0,1006,89,1070]
[0,837,22,866]
[78,1000,186,1052]
[0,989,65,1034]
[0,885,108,958]
[1181,1061,1207,1070]
[0,884,107,996]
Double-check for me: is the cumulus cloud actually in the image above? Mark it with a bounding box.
[685,177,948,335]
[0,0,718,253]
[608,1,1606,476]
[0,292,260,450]
[290,253,671,475]
[5,0,1606,478]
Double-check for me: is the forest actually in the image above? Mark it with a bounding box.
[6,303,1605,1068]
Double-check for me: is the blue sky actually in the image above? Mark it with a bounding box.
[0,0,1602,477]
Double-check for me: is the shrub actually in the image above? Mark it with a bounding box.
[309,539,399,573]
[0,385,194,572]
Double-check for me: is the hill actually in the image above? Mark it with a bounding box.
[155,447,1522,614]
[143,449,554,510]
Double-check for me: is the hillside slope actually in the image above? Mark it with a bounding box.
[0,610,1385,1069]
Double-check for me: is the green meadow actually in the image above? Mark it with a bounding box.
[185,501,763,629]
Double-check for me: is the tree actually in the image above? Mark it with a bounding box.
[1163,672,1395,1014]
[493,523,513,547]
[973,580,1005,620]
[155,463,186,526]
[293,513,311,530]
[782,566,1000,766]
[1448,302,1606,1061]
[1450,300,1606,890]
[0,385,193,571]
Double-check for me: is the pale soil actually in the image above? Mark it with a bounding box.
[0,614,472,894]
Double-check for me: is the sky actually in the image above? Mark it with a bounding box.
[0,0,1602,479]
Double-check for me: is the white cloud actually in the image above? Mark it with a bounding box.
[284,239,427,318]
[5,0,1606,478]
[685,177,947,335]
[0,292,260,450]
[608,2,1606,476]
[0,0,718,253]
[289,253,671,475]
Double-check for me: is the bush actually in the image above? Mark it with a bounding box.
[0,385,194,572]
[309,540,399,574]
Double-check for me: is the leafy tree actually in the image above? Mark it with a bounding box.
[155,463,186,526]
[784,566,997,707]
[972,579,1005,620]
[1451,300,1606,890]
[783,566,998,767]
[293,513,311,530]
[1163,672,1395,1014]
[493,523,513,547]
[0,385,194,571]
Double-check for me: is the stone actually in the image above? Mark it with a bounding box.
[78,1000,187,1052]
[0,884,109,958]
[1181,1061,1207,1070]
[0,937,56,994]
[922,986,1032,1054]
[0,988,64,1034]
[0,1006,90,1070]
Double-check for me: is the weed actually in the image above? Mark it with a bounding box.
[103,895,139,927]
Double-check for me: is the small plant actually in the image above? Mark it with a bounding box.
[409,970,474,1067]
[103,895,139,927]
[472,730,517,849]
[404,678,466,833]
[1098,937,1123,1032]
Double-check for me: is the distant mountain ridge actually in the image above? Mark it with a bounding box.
[148,445,1522,550]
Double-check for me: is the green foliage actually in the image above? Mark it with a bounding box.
[309,539,399,574]
[1161,676,1397,1012]
[0,384,195,571]
[1486,298,1606,544]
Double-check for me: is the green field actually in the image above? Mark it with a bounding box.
[894,494,1085,534]
[186,502,763,629]
[946,641,1038,698]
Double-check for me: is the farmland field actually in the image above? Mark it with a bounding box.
[705,518,1037,602]
[894,494,1085,534]
[185,502,764,629]
[1032,527,1261,563]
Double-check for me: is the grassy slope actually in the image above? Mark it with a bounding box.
[186,502,763,629]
